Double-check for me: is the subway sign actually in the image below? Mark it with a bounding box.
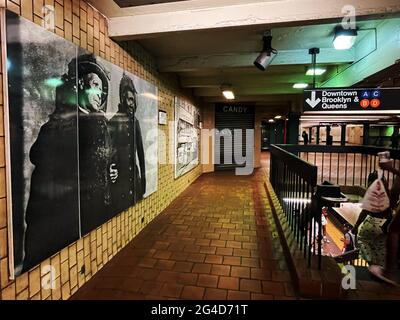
[303,88,400,112]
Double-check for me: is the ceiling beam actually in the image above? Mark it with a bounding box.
[203,94,300,103]
[180,73,324,87]
[194,86,305,96]
[108,0,400,40]
[159,48,354,72]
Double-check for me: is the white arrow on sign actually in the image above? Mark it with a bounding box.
[306,91,321,108]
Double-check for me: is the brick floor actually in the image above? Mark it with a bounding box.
[70,152,400,300]
[70,168,298,300]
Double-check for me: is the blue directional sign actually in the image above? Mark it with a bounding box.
[303,88,400,112]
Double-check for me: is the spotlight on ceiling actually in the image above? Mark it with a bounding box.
[254,30,278,71]
[274,115,282,119]
[221,84,235,100]
[306,67,326,76]
[268,119,275,123]
[333,26,358,50]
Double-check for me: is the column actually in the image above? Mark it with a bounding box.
[363,123,370,146]
[341,124,346,146]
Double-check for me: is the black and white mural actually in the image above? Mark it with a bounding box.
[174,97,200,179]
[6,11,158,276]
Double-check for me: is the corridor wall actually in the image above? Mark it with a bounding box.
[0,0,202,300]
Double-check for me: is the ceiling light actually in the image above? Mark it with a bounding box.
[221,84,235,100]
[306,67,326,76]
[268,119,275,123]
[293,83,308,89]
[254,30,278,71]
[274,115,282,119]
[222,90,235,100]
[333,27,357,50]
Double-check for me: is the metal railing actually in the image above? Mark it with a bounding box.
[281,145,400,190]
[270,144,400,270]
[269,145,320,268]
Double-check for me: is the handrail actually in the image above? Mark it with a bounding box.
[276,144,400,159]
[269,145,318,186]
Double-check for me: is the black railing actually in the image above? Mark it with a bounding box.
[270,144,400,269]
[280,145,400,190]
[269,145,320,268]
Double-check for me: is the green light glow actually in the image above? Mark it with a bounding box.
[45,78,64,88]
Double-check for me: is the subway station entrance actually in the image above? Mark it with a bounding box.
[1,0,400,305]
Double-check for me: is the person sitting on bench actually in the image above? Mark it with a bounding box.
[368,161,400,285]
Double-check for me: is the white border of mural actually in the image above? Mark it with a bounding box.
[174,96,200,179]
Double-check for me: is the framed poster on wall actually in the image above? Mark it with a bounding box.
[4,10,158,276]
[174,97,200,179]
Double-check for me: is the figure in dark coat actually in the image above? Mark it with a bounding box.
[109,74,146,214]
[23,71,80,273]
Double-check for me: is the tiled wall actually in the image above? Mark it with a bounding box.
[0,0,202,300]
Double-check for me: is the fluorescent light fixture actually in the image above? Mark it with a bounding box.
[274,115,282,119]
[333,27,357,50]
[222,90,235,100]
[293,83,308,89]
[306,67,326,76]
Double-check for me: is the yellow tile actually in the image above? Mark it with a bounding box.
[15,272,28,294]
[28,267,41,298]
[60,247,68,262]
[0,168,6,198]
[0,257,9,289]
[79,8,86,32]
[68,243,77,266]
[1,283,16,300]
[7,1,20,15]
[0,227,8,258]
[87,24,93,47]
[51,277,61,300]
[21,0,33,20]
[55,2,63,29]
[55,27,64,38]
[64,21,72,41]
[79,0,86,10]
[80,30,87,49]
[93,38,99,56]
[50,254,61,278]
[64,0,72,23]
[33,0,44,17]
[33,14,43,27]
[99,16,105,34]
[72,0,79,15]
[16,288,28,300]
[87,5,93,26]
[69,264,77,288]
[72,13,79,37]
[93,17,99,39]
[60,260,69,284]
[0,198,6,228]
[61,282,70,300]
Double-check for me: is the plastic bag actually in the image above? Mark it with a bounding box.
[361,178,390,213]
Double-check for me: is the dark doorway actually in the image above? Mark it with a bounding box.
[215,104,255,170]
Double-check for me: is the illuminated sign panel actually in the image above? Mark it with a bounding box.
[303,88,400,112]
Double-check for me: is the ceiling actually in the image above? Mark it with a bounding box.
[88,0,400,110]
[136,18,387,103]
